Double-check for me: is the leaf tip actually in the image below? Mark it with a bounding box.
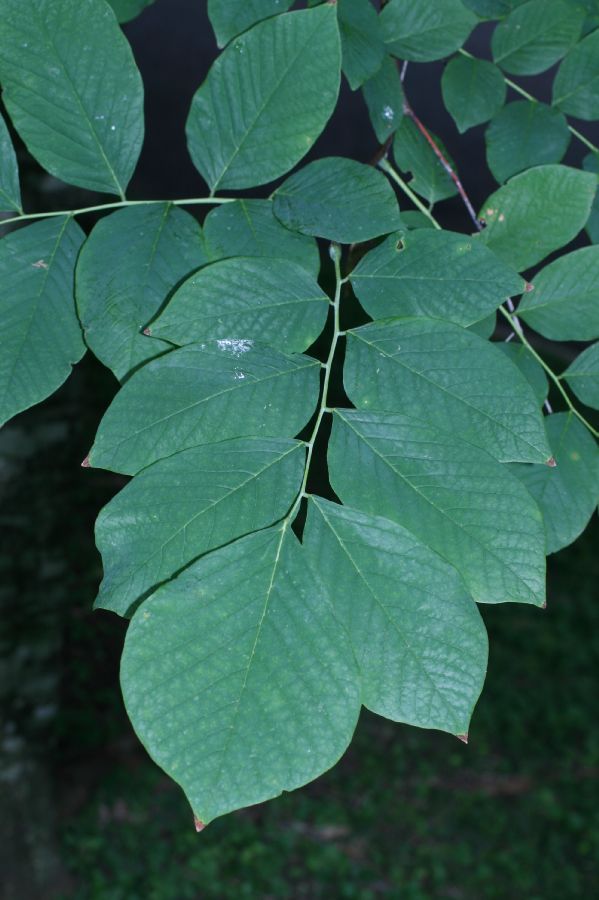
[142,326,152,336]
[541,600,547,610]
[81,455,91,468]
[546,456,557,468]
[524,282,534,293]
[194,815,206,833]
[456,733,469,744]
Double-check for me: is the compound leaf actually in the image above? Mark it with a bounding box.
[563,343,599,409]
[76,204,208,382]
[442,56,506,133]
[0,0,144,196]
[553,28,599,120]
[88,341,320,475]
[150,257,328,354]
[186,6,341,191]
[485,101,570,184]
[108,0,157,22]
[512,413,599,553]
[95,437,305,617]
[203,200,320,277]
[491,0,583,76]
[349,229,524,325]
[338,0,386,90]
[0,111,21,213]
[207,0,294,47]
[304,497,488,735]
[381,0,476,62]
[329,409,546,606]
[518,246,599,341]
[497,342,548,406]
[361,55,404,143]
[344,318,551,463]
[121,525,361,824]
[479,165,596,271]
[0,217,85,428]
[393,118,457,205]
[273,157,402,243]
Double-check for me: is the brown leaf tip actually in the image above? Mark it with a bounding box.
[142,326,152,336]
[524,282,535,293]
[456,733,469,744]
[546,456,557,468]
[194,816,206,833]
[81,456,91,468]
[541,600,547,610]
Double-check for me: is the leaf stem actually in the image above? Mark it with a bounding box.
[0,195,235,228]
[378,157,442,229]
[458,48,599,156]
[288,244,344,522]
[499,306,599,438]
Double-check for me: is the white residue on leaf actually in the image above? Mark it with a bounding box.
[216,338,254,357]
[382,105,394,122]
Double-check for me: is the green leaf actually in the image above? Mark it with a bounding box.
[0,218,85,428]
[462,0,527,16]
[0,111,21,213]
[303,497,488,735]
[186,6,341,191]
[518,246,599,340]
[0,0,144,197]
[400,211,436,230]
[479,165,596,271]
[491,0,583,76]
[149,257,328,354]
[583,153,599,244]
[95,437,305,617]
[393,118,457,204]
[328,409,546,606]
[207,0,294,47]
[563,342,599,409]
[203,200,320,277]
[349,229,524,326]
[361,55,404,144]
[88,341,320,475]
[553,28,599,120]
[344,318,552,463]
[497,342,549,406]
[441,56,506,133]
[76,204,208,382]
[121,525,361,824]
[512,413,599,553]
[272,157,402,244]
[485,101,570,184]
[468,312,497,338]
[108,0,156,22]
[381,0,476,62]
[338,0,385,90]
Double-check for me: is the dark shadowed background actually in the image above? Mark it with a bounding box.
[1,2,598,898]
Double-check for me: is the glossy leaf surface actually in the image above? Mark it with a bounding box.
[207,0,293,47]
[338,0,385,90]
[485,101,570,183]
[0,111,21,213]
[361,55,404,143]
[553,28,599,120]
[563,343,599,409]
[491,0,583,76]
